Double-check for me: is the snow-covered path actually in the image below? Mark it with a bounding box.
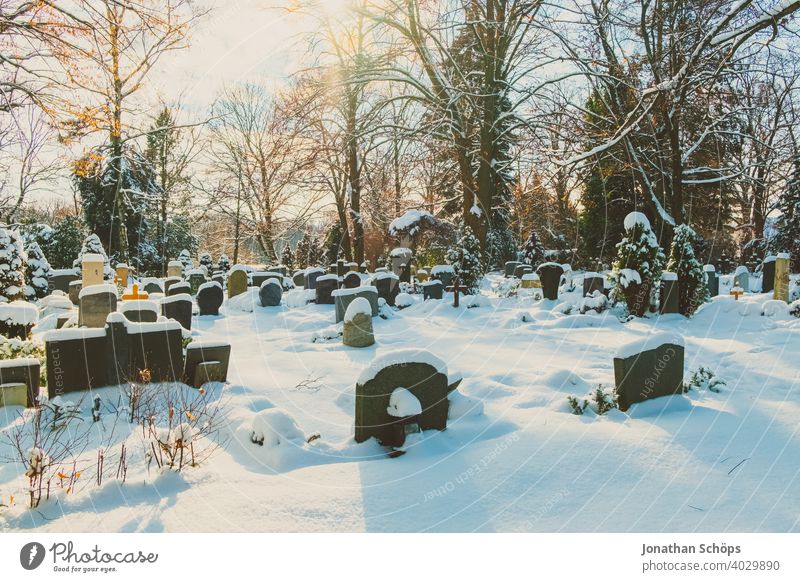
[3,281,800,532]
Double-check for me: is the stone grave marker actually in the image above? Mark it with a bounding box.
[212,274,225,288]
[520,273,541,289]
[343,271,362,289]
[336,260,347,277]
[505,261,521,277]
[774,253,790,302]
[168,281,191,297]
[78,284,118,328]
[50,269,79,294]
[431,265,454,288]
[342,297,375,348]
[115,263,130,287]
[416,270,429,283]
[613,333,684,411]
[734,266,750,292]
[167,260,183,278]
[333,286,379,323]
[354,350,452,448]
[513,264,533,279]
[187,269,208,295]
[0,358,41,407]
[119,300,158,323]
[227,268,248,299]
[82,253,105,287]
[184,341,231,388]
[373,271,400,306]
[390,248,413,277]
[163,276,182,295]
[293,270,306,288]
[704,265,719,297]
[68,280,82,306]
[142,279,164,295]
[252,271,282,288]
[305,267,325,290]
[315,274,339,305]
[659,272,679,314]
[583,272,604,297]
[197,281,224,316]
[762,256,776,293]
[161,293,192,330]
[422,279,443,300]
[536,262,564,300]
[259,279,283,307]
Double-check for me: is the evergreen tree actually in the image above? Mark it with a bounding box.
[198,251,213,273]
[74,233,112,279]
[178,248,193,270]
[715,250,736,274]
[0,227,26,302]
[446,225,484,294]
[772,153,800,270]
[162,216,198,269]
[666,224,709,316]
[217,254,231,272]
[485,227,517,270]
[610,212,665,317]
[324,222,346,265]
[295,232,312,268]
[521,230,546,267]
[23,240,52,301]
[281,244,294,270]
[44,215,84,269]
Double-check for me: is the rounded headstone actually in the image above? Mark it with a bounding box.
[259,279,283,307]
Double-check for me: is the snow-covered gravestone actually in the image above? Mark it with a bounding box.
[354,349,459,448]
[168,281,191,297]
[0,301,39,339]
[762,256,776,293]
[184,341,231,388]
[582,272,604,297]
[167,260,183,279]
[504,261,521,278]
[431,264,455,288]
[161,293,192,330]
[734,266,750,293]
[292,270,306,288]
[259,278,282,307]
[659,271,679,314]
[343,271,361,289]
[119,299,158,323]
[305,267,325,290]
[342,297,375,348]
[78,284,118,328]
[373,271,400,306]
[227,268,248,299]
[333,286,379,323]
[50,268,79,294]
[613,333,685,412]
[774,253,790,303]
[704,265,718,297]
[315,274,339,305]
[187,269,207,295]
[114,263,129,287]
[536,262,564,300]
[0,358,41,407]
[513,264,532,279]
[81,253,105,288]
[390,247,413,277]
[197,281,224,316]
[422,279,443,300]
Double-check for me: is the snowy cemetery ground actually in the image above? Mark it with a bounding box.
[1,272,800,532]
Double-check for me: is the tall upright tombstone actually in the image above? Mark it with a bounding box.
[774,253,790,303]
[536,263,564,300]
[613,333,684,411]
[431,265,454,288]
[82,253,105,287]
[68,280,82,306]
[78,284,118,328]
[227,268,248,299]
[167,260,183,279]
[373,272,400,306]
[704,265,719,297]
[390,248,413,277]
[343,271,361,289]
[659,271,679,314]
[305,267,325,290]
[161,294,193,330]
[505,261,521,277]
[762,256,776,293]
[315,274,339,305]
[115,263,129,286]
[187,270,207,295]
[583,272,604,297]
[197,282,224,316]
[734,266,750,293]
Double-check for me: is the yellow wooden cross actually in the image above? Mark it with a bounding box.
[122,283,149,301]
[730,288,744,301]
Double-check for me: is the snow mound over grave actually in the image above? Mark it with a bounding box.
[395,293,414,308]
[285,289,311,308]
[0,301,39,325]
[344,297,372,322]
[251,409,305,448]
[447,391,484,420]
[358,349,448,385]
[387,388,422,417]
[542,369,591,393]
[624,211,651,230]
[761,300,790,319]
[615,332,684,359]
[626,394,693,418]
[227,288,260,313]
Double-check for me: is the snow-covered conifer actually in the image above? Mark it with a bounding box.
[23,240,52,301]
[446,225,484,294]
[610,212,665,317]
[0,228,26,302]
[666,224,708,316]
[521,230,545,267]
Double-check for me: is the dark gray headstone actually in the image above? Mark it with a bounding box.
[374,273,400,306]
[336,260,347,277]
[188,273,207,295]
[431,267,454,288]
[355,359,449,448]
[422,280,444,300]
[0,359,41,407]
[197,282,224,316]
[536,263,564,300]
[583,274,604,297]
[704,266,719,297]
[212,274,225,288]
[68,280,82,306]
[120,301,158,323]
[333,287,379,323]
[762,257,776,293]
[614,339,684,411]
[305,268,325,290]
[143,281,164,294]
[659,276,679,314]
[164,276,182,295]
[161,294,192,330]
[400,263,411,284]
[259,279,283,307]
[504,261,521,277]
[343,271,361,289]
[315,275,339,305]
[168,281,191,297]
[513,264,533,279]
[252,271,282,288]
[50,271,79,294]
[184,342,231,388]
[293,271,306,288]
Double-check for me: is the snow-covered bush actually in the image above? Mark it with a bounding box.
[0,301,38,339]
[395,292,415,309]
[178,248,193,270]
[198,251,213,273]
[73,233,112,279]
[445,225,484,294]
[521,230,545,267]
[0,334,46,385]
[23,240,52,301]
[610,212,665,317]
[666,224,708,316]
[217,253,231,272]
[281,244,294,271]
[683,367,725,393]
[0,227,26,303]
[567,385,618,416]
[250,408,305,448]
[579,290,609,314]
